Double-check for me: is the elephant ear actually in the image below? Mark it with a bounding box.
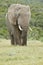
[8,11,20,25]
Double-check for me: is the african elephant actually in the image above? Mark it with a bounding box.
[6,4,31,46]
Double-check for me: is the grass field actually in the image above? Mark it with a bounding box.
[0,39,43,65]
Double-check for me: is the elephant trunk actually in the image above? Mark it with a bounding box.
[21,30,27,45]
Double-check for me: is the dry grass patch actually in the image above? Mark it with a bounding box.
[0,39,43,65]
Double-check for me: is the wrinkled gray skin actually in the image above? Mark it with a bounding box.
[6,4,31,46]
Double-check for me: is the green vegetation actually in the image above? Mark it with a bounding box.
[0,39,43,65]
[0,0,43,41]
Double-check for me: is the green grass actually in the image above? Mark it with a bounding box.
[0,39,43,65]
[0,0,43,40]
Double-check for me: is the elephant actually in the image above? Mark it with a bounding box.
[6,4,31,46]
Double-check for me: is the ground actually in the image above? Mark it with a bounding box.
[0,39,43,65]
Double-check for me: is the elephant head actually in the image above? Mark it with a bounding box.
[6,4,31,45]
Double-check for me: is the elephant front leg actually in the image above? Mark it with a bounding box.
[10,31,16,45]
[21,30,27,46]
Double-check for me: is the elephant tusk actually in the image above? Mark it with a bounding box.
[29,27,32,31]
[19,25,23,31]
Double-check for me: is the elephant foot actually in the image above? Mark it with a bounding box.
[11,40,16,45]
[11,39,14,45]
[11,42,14,45]
[22,42,27,46]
